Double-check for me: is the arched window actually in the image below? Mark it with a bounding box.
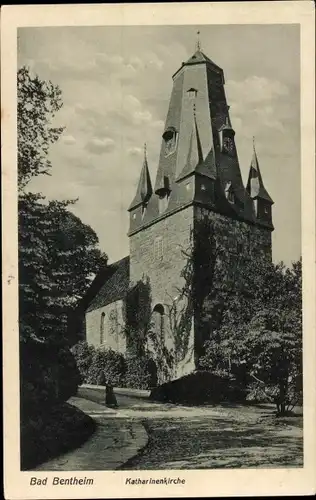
[152,304,165,339]
[100,312,105,345]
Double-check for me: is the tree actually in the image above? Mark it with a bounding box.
[200,257,302,415]
[18,67,108,344]
[18,192,107,343]
[17,66,64,190]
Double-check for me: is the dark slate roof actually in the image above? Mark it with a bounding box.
[246,149,274,204]
[184,50,222,70]
[86,256,130,312]
[128,153,153,211]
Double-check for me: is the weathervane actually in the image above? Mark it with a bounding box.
[196,30,201,51]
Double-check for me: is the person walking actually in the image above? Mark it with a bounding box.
[105,383,118,408]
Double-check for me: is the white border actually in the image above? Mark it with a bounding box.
[2,2,315,498]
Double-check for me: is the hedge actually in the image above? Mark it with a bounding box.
[71,341,157,389]
[86,348,126,386]
[125,354,158,390]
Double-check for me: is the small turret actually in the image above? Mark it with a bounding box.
[128,144,153,211]
[246,138,274,227]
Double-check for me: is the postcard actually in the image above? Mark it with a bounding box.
[2,2,315,498]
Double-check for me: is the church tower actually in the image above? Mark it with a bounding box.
[128,39,274,382]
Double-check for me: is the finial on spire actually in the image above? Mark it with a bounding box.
[252,136,256,151]
[196,30,201,51]
[144,142,147,160]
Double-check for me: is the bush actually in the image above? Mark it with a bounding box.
[20,339,81,420]
[86,348,126,386]
[125,354,157,390]
[150,370,247,405]
[57,347,82,401]
[71,341,96,382]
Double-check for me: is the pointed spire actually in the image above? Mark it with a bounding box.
[246,139,273,203]
[128,144,153,210]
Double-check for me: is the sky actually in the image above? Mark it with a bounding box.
[18,24,301,266]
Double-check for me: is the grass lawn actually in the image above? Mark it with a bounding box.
[121,404,303,469]
[21,402,96,470]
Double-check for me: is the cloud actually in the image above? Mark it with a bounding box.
[128,146,142,156]
[143,51,164,70]
[18,26,300,266]
[151,119,164,130]
[61,134,76,145]
[95,52,124,68]
[226,75,290,136]
[133,109,152,125]
[129,56,143,70]
[85,137,115,154]
[226,76,289,106]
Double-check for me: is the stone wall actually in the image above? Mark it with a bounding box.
[129,206,195,381]
[85,300,126,354]
[194,207,272,259]
[193,206,273,361]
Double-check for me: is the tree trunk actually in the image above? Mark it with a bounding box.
[278,379,286,415]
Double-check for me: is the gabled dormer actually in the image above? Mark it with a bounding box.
[219,117,236,156]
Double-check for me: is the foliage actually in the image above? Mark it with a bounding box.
[70,341,96,382]
[18,66,65,190]
[125,354,157,390]
[166,211,303,415]
[124,279,153,355]
[57,346,82,400]
[199,249,302,414]
[85,348,126,386]
[17,65,108,456]
[20,338,81,421]
[150,370,246,405]
[18,67,107,344]
[18,192,107,343]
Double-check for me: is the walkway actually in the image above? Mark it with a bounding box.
[34,385,303,471]
[34,396,148,471]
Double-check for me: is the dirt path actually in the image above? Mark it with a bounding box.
[121,407,303,470]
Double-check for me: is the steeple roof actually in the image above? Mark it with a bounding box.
[128,145,153,210]
[246,142,273,204]
[128,41,274,236]
[185,50,217,66]
[177,105,204,182]
[173,49,223,79]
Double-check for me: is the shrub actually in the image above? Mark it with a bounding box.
[57,347,82,401]
[150,370,247,404]
[102,349,126,386]
[125,354,157,390]
[20,339,81,420]
[71,341,96,382]
[86,348,126,386]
